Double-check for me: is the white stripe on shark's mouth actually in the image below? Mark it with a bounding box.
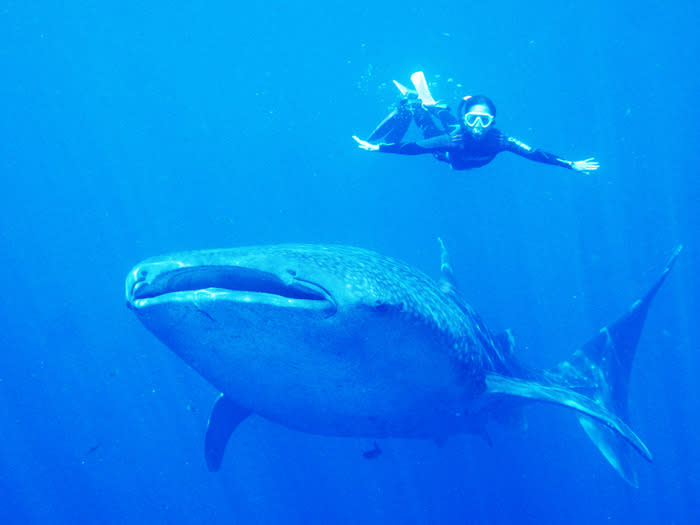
[128,266,335,310]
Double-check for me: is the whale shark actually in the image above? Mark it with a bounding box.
[125,241,680,486]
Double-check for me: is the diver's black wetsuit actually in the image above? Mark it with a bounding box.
[378,126,573,171]
[368,97,458,144]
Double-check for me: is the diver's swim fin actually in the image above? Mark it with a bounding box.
[392,80,411,96]
[410,71,437,106]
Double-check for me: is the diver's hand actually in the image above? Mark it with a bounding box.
[352,135,379,151]
[571,157,600,173]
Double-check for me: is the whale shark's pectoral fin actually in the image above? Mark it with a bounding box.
[484,374,652,464]
[205,394,251,472]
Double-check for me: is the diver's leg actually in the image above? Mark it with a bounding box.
[436,107,458,128]
[413,104,459,139]
[367,99,413,143]
[413,106,442,138]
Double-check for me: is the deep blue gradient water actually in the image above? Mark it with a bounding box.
[1,2,698,523]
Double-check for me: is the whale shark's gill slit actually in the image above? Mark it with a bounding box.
[139,266,330,302]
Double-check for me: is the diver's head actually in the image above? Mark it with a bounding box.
[458,95,496,137]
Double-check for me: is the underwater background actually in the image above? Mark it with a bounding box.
[1,1,698,523]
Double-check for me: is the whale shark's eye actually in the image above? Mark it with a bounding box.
[372,301,395,314]
[287,269,297,277]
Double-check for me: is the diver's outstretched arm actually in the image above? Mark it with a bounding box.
[353,133,455,156]
[503,135,601,173]
[352,135,379,151]
[570,157,600,173]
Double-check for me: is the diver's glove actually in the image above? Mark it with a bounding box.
[570,157,600,173]
[352,135,380,151]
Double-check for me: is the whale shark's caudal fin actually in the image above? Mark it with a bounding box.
[485,246,681,486]
[557,245,682,486]
[484,374,652,461]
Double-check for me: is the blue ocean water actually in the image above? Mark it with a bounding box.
[1,1,698,523]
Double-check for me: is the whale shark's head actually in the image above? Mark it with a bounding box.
[126,245,340,325]
[125,244,441,334]
[125,244,471,333]
[125,245,360,378]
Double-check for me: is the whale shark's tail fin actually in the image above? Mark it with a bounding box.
[484,373,652,464]
[485,246,681,486]
[556,245,681,486]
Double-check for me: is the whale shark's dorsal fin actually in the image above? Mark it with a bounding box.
[493,329,516,359]
[437,237,458,296]
[205,394,251,472]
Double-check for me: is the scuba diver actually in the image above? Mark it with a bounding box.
[353,71,599,174]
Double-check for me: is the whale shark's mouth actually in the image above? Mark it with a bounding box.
[126,265,337,315]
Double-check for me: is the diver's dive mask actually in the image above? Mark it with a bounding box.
[463,111,494,129]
